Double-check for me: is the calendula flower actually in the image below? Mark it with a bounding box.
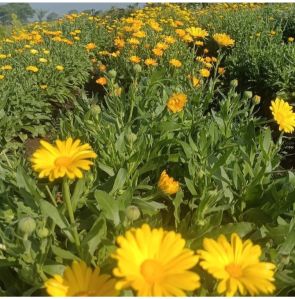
[156,42,168,50]
[45,260,118,296]
[39,58,48,63]
[186,27,208,39]
[195,40,204,46]
[144,58,158,66]
[0,54,7,59]
[0,74,4,80]
[96,77,107,85]
[199,68,210,77]
[114,38,125,48]
[40,84,48,90]
[26,66,39,73]
[152,48,164,56]
[175,28,186,37]
[129,56,141,63]
[270,98,295,133]
[1,65,12,70]
[197,233,276,296]
[56,65,64,71]
[132,30,146,38]
[31,137,97,181]
[43,50,50,55]
[158,170,180,194]
[30,49,39,54]
[213,33,235,47]
[164,36,176,44]
[169,59,182,68]
[288,37,294,43]
[85,43,96,51]
[112,224,200,296]
[218,67,225,75]
[190,76,200,87]
[127,38,140,45]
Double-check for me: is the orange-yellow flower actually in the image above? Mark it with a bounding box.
[169,59,182,68]
[167,93,187,113]
[85,43,96,51]
[129,56,141,63]
[144,58,158,66]
[26,66,39,73]
[213,33,235,47]
[96,77,107,85]
[199,68,210,78]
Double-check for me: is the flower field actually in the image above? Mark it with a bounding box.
[1,2,295,296]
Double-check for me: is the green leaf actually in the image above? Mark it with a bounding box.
[173,191,183,227]
[185,177,197,196]
[51,245,80,261]
[111,168,127,194]
[43,264,66,276]
[98,162,115,176]
[94,190,120,226]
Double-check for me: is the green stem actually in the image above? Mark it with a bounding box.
[45,185,57,207]
[62,178,81,252]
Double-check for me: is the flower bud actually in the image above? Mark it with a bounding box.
[108,69,117,78]
[18,217,36,236]
[133,64,142,73]
[252,95,261,105]
[90,104,101,116]
[230,79,238,88]
[243,91,253,99]
[126,205,140,221]
[37,227,49,238]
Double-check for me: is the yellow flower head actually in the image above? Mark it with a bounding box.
[31,138,97,181]
[158,170,180,194]
[45,260,118,296]
[213,33,235,47]
[56,65,64,71]
[270,98,295,133]
[26,66,39,73]
[114,38,125,48]
[152,48,164,56]
[129,56,141,63]
[30,49,39,54]
[127,38,140,45]
[112,224,200,296]
[197,233,276,296]
[169,59,182,68]
[191,76,200,87]
[195,40,204,46]
[85,43,96,51]
[218,67,225,75]
[164,36,176,44]
[156,42,168,50]
[186,27,208,39]
[166,93,187,114]
[40,84,48,90]
[0,54,7,59]
[199,68,210,78]
[144,58,158,66]
[96,77,107,85]
[288,37,294,43]
[39,58,48,63]
[1,65,12,70]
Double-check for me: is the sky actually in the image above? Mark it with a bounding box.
[1,2,142,16]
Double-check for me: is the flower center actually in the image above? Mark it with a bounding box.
[55,156,72,167]
[140,259,164,284]
[225,263,243,278]
[74,290,97,296]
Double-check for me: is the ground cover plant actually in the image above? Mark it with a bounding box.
[0,3,295,296]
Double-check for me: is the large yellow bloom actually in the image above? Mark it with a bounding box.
[213,33,235,47]
[197,233,276,296]
[45,261,118,296]
[270,98,295,133]
[112,224,200,296]
[186,27,208,39]
[31,138,97,181]
[166,93,187,113]
[158,170,180,194]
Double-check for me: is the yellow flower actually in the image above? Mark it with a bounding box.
[164,36,176,44]
[132,31,146,38]
[288,37,294,43]
[186,27,208,39]
[169,59,182,68]
[114,38,125,48]
[144,58,158,66]
[96,77,107,85]
[40,84,48,89]
[270,98,295,133]
[129,56,141,63]
[39,58,48,63]
[218,67,225,75]
[158,170,180,194]
[98,64,106,72]
[112,224,200,296]
[30,49,39,54]
[191,76,200,87]
[26,66,39,73]
[175,29,186,37]
[0,54,7,59]
[152,48,164,56]
[155,42,168,50]
[1,65,12,70]
[197,233,276,296]
[127,38,140,45]
[0,74,4,80]
[85,43,96,51]
[56,65,64,71]
[31,138,97,181]
[199,68,210,77]
[213,33,235,47]
[195,40,204,46]
[43,50,50,55]
[45,260,118,296]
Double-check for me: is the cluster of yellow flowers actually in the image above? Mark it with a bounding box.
[30,138,276,297]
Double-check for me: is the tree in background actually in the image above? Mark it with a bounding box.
[35,9,48,22]
[46,12,59,22]
[0,3,35,24]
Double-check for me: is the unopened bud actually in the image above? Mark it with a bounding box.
[126,205,140,221]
